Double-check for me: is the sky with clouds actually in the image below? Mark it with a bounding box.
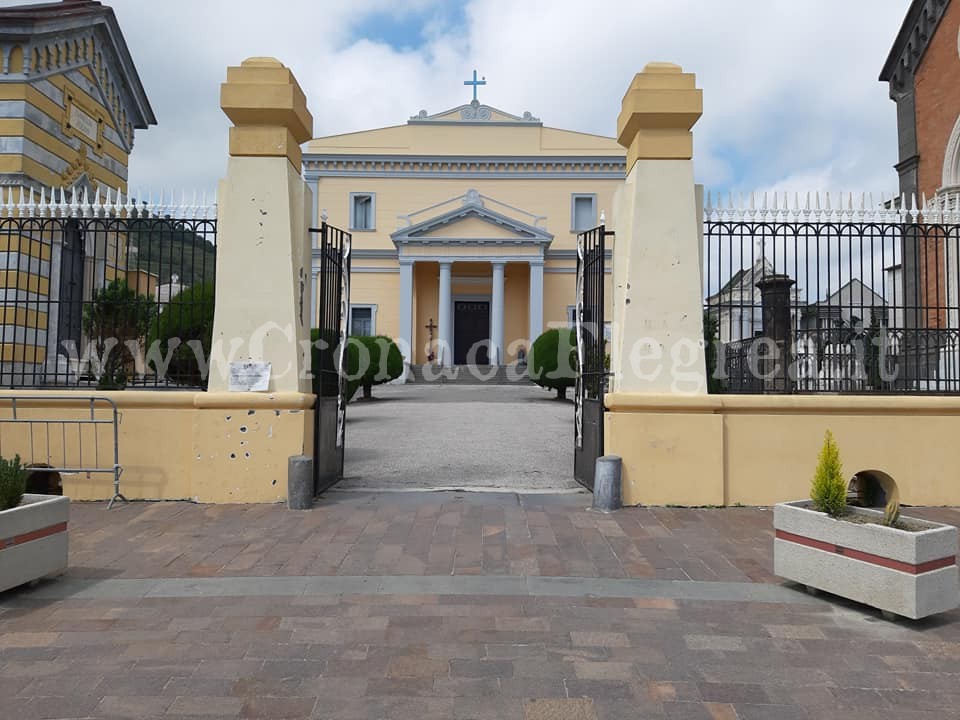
[19,0,914,197]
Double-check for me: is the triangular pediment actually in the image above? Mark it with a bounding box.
[418,214,528,240]
[409,101,541,125]
[392,191,553,248]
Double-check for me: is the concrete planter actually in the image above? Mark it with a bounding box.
[774,501,958,619]
[0,494,69,593]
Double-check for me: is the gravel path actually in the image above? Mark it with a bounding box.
[341,384,582,492]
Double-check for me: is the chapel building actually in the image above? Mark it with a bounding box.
[304,87,623,368]
[880,0,960,331]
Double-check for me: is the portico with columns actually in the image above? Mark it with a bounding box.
[392,190,550,366]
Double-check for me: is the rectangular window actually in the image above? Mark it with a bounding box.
[567,305,577,328]
[571,194,597,232]
[350,193,375,231]
[349,305,375,336]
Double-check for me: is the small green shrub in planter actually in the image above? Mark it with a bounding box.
[147,282,215,388]
[811,430,847,518]
[0,454,27,511]
[528,328,577,399]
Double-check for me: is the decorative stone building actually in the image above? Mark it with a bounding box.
[880,0,959,359]
[0,0,154,382]
[304,87,623,368]
[0,0,154,194]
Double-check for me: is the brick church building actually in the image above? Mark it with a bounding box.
[880,0,959,332]
[880,0,959,204]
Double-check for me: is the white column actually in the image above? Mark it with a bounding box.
[490,261,505,365]
[399,258,414,365]
[310,270,319,329]
[528,259,544,343]
[308,178,319,329]
[308,178,319,227]
[438,260,452,366]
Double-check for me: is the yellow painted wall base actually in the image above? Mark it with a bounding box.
[606,393,960,507]
[1,391,314,504]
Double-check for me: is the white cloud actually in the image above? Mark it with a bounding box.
[14,0,910,195]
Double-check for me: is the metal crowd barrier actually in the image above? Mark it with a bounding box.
[0,395,125,509]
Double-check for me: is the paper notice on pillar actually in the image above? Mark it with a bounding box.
[228,362,271,392]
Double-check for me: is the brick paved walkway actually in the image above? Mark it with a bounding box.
[2,493,959,719]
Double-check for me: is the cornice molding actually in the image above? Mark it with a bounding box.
[303,154,626,180]
[879,0,952,94]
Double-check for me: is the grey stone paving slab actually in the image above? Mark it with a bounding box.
[26,577,160,600]
[12,573,822,605]
[378,575,529,596]
[301,575,382,595]
[143,576,310,598]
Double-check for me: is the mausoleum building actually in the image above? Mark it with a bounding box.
[304,79,623,367]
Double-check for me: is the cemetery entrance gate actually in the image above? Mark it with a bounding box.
[312,220,351,493]
[574,224,611,490]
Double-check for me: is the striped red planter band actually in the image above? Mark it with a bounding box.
[775,529,956,575]
[0,522,68,551]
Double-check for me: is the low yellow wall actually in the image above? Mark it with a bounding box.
[0,391,314,504]
[605,394,960,507]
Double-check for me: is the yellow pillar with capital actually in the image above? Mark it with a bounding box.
[606,63,722,506]
[191,56,316,503]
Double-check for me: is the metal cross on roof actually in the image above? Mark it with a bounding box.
[464,69,486,102]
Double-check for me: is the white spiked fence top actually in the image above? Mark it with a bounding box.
[0,186,217,219]
[704,191,960,224]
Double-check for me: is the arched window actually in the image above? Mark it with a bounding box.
[943,115,960,192]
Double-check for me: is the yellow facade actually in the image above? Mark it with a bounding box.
[305,102,624,366]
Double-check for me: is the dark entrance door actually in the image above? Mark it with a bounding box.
[453,301,490,365]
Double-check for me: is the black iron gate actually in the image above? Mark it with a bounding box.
[311,219,351,494]
[574,224,611,490]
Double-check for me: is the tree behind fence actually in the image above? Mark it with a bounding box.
[0,188,217,390]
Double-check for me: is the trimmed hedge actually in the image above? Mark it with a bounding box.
[528,327,578,399]
[310,331,403,401]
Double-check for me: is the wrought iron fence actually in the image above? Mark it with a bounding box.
[0,188,217,390]
[703,192,960,394]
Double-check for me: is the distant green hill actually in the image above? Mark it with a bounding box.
[127,217,216,288]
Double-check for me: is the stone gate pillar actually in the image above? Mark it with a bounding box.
[605,63,722,506]
[185,57,315,505]
[210,57,314,393]
[609,63,705,394]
